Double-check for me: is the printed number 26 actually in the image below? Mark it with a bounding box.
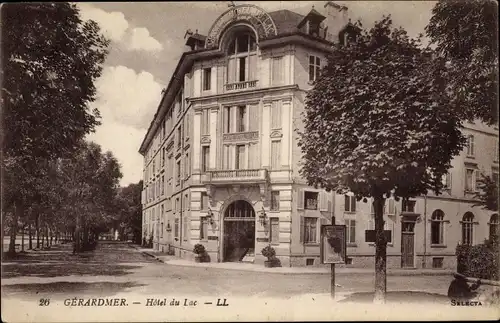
[39,299,50,306]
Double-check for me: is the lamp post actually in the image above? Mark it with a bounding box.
[207,208,215,225]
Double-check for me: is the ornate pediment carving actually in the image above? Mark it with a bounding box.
[270,130,282,138]
[201,135,211,144]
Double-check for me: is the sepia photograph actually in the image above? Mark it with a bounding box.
[1,1,499,321]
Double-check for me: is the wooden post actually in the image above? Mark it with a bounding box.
[331,263,336,299]
[331,214,336,299]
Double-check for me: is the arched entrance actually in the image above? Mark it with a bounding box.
[223,200,256,262]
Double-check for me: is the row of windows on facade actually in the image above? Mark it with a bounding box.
[144,190,499,247]
[306,211,499,246]
[146,211,499,247]
[199,33,323,90]
[465,134,499,162]
[144,102,283,183]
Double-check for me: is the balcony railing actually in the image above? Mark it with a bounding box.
[225,80,258,91]
[204,169,267,184]
[223,131,259,142]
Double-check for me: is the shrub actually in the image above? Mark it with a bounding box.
[193,243,206,255]
[456,242,499,280]
[261,245,276,260]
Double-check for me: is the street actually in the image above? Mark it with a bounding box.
[2,241,452,300]
[3,241,499,322]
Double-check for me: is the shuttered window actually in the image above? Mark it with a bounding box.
[248,143,260,169]
[202,68,211,91]
[271,57,283,85]
[248,104,259,131]
[201,146,210,173]
[223,107,231,133]
[271,140,281,170]
[201,109,210,135]
[271,101,281,129]
[297,189,304,210]
[235,145,245,170]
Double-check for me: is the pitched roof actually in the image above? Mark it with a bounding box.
[267,9,305,35]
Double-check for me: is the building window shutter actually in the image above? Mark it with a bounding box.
[271,57,282,85]
[299,216,304,243]
[227,58,236,84]
[387,198,395,215]
[319,192,328,211]
[297,189,304,209]
[248,104,258,131]
[248,54,257,81]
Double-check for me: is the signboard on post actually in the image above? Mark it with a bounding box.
[320,225,347,264]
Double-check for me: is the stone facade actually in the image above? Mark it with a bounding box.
[139,3,499,269]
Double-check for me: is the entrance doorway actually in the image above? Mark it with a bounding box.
[223,200,256,262]
[401,221,415,268]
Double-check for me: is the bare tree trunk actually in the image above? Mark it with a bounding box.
[8,203,20,255]
[373,195,387,304]
[36,214,40,249]
[21,224,25,252]
[74,213,82,253]
[29,222,33,250]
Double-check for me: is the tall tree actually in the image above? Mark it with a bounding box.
[426,0,498,125]
[474,173,499,212]
[1,3,109,255]
[116,181,144,244]
[58,141,123,252]
[298,17,465,303]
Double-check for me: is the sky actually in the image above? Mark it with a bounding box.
[80,1,437,187]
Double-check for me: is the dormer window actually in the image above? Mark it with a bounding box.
[307,21,321,37]
[339,24,361,47]
[299,7,326,38]
[227,32,257,84]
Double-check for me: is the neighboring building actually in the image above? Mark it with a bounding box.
[139,2,499,269]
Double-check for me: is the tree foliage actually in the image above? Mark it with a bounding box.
[1,3,110,255]
[299,16,465,201]
[115,181,144,244]
[473,173,499,211]
[2,3,109,163]
[426,0,499,125]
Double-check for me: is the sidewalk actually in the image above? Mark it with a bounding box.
[131,245,453,276]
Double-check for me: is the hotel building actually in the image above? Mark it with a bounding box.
[139,2,499,269]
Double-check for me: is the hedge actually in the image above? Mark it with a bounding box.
[456,238,499,280]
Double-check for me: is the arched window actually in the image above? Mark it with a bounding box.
[227,32,257,84]
[461,212,474,245]
[489,214,499,241]
[225,200,255,219]
[431,210,445,245]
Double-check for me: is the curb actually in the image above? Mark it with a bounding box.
[159,260,453,276]
[129,245,453,276]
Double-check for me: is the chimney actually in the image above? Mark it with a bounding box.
[324,1,349,43]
